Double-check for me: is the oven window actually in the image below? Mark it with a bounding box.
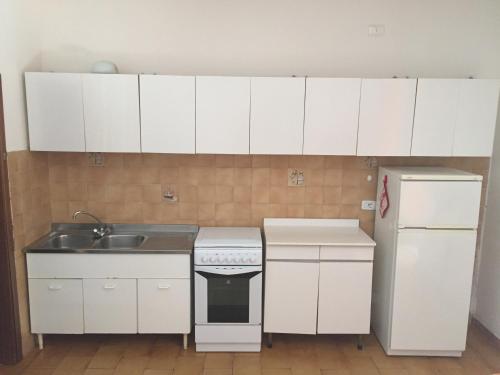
[202,272,258,323]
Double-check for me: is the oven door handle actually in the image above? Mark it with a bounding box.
[194,266,262,275]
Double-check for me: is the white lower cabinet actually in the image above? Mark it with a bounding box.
[264,261,319,334]
[264,243,374,337]
[28,279,84,334]
[317,262,373,334]
[27,253,191,343]
[138,279,190,333]
[83,279,137,333]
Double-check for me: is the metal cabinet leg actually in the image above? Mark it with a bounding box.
[37,334,44,350]
[267,333,273,348]
[183,334,188,350]
[357,334,363,350]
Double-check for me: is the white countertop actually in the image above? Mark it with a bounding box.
[264,219,375,247]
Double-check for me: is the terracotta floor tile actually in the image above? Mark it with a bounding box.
[83,370,115,375]
[87,354,122,370]
[2,323,498,375]
[262,370,292,375]
[52,356,92,375]
[143,370,174,375]
[113,356,149,375]
[204,354,234,369]
[146,355,177,370]
[202,369,232,375]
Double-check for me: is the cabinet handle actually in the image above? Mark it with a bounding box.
[103,284,117,290]
[158,284,170,290]
[48,285,62,291]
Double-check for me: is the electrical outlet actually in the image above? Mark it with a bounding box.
[361,200,376,210]
[288,168,305,186]
[88,153,104,167]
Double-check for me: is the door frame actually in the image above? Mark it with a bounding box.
[0,76,22,364]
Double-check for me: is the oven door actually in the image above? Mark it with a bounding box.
[195,266,262,325]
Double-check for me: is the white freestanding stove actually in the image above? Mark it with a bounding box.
[194,227,263,352]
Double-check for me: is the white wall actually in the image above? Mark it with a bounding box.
[0,0,42,151]
[2,0,499,151]
[39,0,500,78]
[475,101,500,338]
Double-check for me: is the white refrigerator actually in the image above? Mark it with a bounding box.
[372,167,482,357]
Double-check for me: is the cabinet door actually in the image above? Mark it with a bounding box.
[25,73,85,152]
[196,76,250,154]
[82,74,140,152]
[83,279,137,333]
[138,279,190,333]
[28,279,83,333]
[264,261,319,334]
[411,79,460,156]
[303,78,361,155]
[453,79,500,157]
[357,79,417,156]
[317,262,372,334]
[140,75,195,153]
[391,229,476,351]
[250,77,305,155]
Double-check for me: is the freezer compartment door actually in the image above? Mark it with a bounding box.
[390,229,476,352]
[398,180,481,228]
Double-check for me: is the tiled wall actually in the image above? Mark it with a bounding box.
[7,150,51,356]
[6,150,490,357]
[46,152,490,237]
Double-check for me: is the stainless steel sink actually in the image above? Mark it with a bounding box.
[93,234,146,249]
[45,234,96,249]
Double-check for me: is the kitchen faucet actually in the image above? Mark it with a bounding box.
[72,210,110,238]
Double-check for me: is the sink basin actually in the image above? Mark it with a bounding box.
[44,234,96,249]
[94,234,146,249]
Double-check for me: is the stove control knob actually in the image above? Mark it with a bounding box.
[249,257,257,264]
[209,257,216,263]
[201,256,208,263]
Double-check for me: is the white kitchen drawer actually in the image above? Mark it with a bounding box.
[266,245,319,260]
[83,279,137,333]
[27,253,190,279]
[138,279,190,333]
[320,246,374,261]
[196,325,261,343]
[317,261,372,334]
[28,279,84,334]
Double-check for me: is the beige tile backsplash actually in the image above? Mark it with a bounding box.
[40,153,490,237]
[5,150,490,356]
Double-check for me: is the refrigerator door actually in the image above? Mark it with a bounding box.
[390,229,476,351]
[398,180,481,229]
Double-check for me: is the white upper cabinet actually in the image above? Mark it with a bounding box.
[453,79,500,157]
[303,78,361,155]
[412,79,499,157]
[82,74,141,153]
[357,79,417,156]
[196,76,250,154]
[25,72,86,152]
[250,77,305,155]
[140,75,195,154]
[412,79,461,156]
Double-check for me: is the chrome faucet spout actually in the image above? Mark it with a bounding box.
[72,210,109,238]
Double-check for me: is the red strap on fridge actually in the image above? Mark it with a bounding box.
[379,175,390,218]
